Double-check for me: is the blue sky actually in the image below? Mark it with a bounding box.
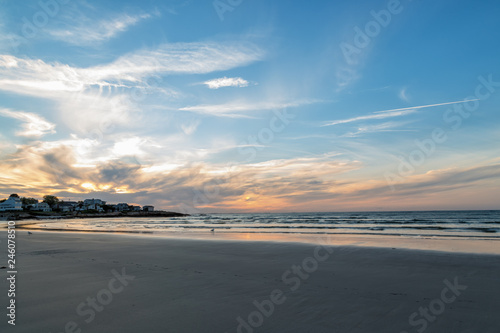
[0,0,499,212]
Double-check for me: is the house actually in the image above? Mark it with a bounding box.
[31,202,52,212]
[57,201,78,212]
[81,198,105,212]
[85,203,104,212]
[0,195,23,211]
[116,203,129,211]
[129,205,141,212]
[143,205,154,212]
[83,198,105,206]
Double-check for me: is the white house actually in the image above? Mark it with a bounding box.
[83,198,105,206]
[84,204,104,212]
[31,202,52,212]
[80,198,105,212]
[0,195,23,211]
[143,205,154,212]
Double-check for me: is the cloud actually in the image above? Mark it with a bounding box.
[203,77,250,89]
[48,12,156,45]
[0,109,56,138]
[0,140,357,210]
[0,54,116,96]
[322,109,417,127]
[91,41,264,81]
[180,120,200,135]
[0,41,264,95]
[0,40,264,133]
[336,66,361,93]
[357,164,500,199]
[0,138,499,212]
[111,136,161,159]
[179,99,318,118]
[98,161,142,184]
[342,121,414,137]
[322,99,478,127]
[399,87,410,102]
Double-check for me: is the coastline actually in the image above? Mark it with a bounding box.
[0,210,188,221]
[1,230,499,332]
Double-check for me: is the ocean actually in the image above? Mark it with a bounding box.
[21,210,500,239]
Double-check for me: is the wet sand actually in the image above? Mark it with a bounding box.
[0,230,499,332]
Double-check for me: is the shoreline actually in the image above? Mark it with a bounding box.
[0,210,188,221]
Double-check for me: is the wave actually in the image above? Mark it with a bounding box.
[20,210,500,239]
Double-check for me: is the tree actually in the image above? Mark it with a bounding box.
[10,193,19,198]
[103,204,115,213]
[43,195,59,207]
[21,197,38,206]
[21,197,38,210]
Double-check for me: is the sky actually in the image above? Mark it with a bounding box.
[0,0,499,213]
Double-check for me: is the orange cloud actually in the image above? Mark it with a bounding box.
[0,142,499,212]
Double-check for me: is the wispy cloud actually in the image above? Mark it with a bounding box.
[399,87,410,102]
[48,12,156,45]
[355,164,500,200]
[0,54,121,96]
[93,41,264,81]
[0,40,264,96]
[342,121,414,137]
[322,100,478,127]
[179,99,318,118]
[180,120,201,135]
[203,77,250,89]
[0,40,264,132]
[0,109,55,138]
[322,109,416,127]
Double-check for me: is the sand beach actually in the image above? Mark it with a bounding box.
[1,229,499,332]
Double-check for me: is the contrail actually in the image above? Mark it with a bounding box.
[373,99,478,114]
[322,99,478,127]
